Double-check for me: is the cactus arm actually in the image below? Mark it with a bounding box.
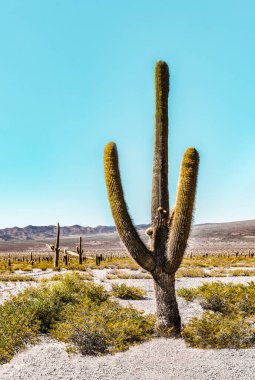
[151,61,169,227]
[165,148,199,274]
[104,142,155,272]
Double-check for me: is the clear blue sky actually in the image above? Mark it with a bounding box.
[0,0,254,228]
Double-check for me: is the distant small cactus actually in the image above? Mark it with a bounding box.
[49,223,60,268]
[76,237,83,265]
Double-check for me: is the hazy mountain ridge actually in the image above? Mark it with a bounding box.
[0,224,149,241]
[187,219,255,251]
[191,220,255,239]
[0,220,255,242]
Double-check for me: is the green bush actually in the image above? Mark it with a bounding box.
[111,283,146,300]
[106,269,151,279]
[0,273,155,363]
[182,312,255,349]
[177,287,197,301]
[176,267,207,278]
[0,275,37,282]
[52,299,155,355]
[0,297,39,363]
[231,269,255,276]
[179,281,255,348]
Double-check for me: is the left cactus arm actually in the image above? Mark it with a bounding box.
[104,142,155,272]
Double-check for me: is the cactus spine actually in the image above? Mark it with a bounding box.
[104,61,199,333]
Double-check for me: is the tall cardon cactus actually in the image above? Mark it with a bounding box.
[104,61,199,334]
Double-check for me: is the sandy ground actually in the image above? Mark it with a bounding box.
[0,269,255,380]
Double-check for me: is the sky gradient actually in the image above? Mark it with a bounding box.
[0,0,254,228]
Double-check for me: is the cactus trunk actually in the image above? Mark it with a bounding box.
[153,272,181,333]
[104,61,199,334]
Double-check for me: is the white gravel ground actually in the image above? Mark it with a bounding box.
[0,270,255,380]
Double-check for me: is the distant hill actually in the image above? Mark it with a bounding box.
[0,224,149,241]
[191,219,255,240]
[0,220,254,253]
[188,219,255,251]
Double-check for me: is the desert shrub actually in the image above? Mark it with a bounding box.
[176,267,207,278]
[80,271,94,281]
[88,258,139,270]
[0,275,37,282]
[106,270,151,280]
[182,312,255,349]
[0,273,154,363]
[179,281,255,348]
[22,266,33,271]
[0,273,107,363]
[177,287,197,301]
[196,282,255,315]
[182,258,210,268]
[0,297,39,363]
[111,283,146,300]
[39,262,51,271]
[231,269,255,277]
[66,264,89,271]
[41,273,64,282]
[178,282,255,314]
[19,273,95,333]
[42,271,93,283]
[52,299,155,355]
[182,255,255,269]
[117,272,151,279]
[106,273,118,279]
[208,268,228,277]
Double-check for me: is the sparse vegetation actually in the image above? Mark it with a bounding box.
[182,255,255,268]
[0,273,154,363]
[1,250,255,361]
[0,256,140,274]
[40,272,93,283]
[182,312,255,349]
[52,300,155,355]
[179,282,255,348]
[106,269,151,280]
[111,283,147,300]
[207,268,228,277]
[231,269,255,276]
[0,275,38,282]
[176,267,207,278]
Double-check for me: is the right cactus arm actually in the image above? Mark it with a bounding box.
[104,142,155,272]
[165,147,199,273]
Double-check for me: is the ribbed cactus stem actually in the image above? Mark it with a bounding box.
[54,223,60,268]
[79,236,82,265]
[152,61,169,226]
[166,148,199,273]
[104,142,155,272]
